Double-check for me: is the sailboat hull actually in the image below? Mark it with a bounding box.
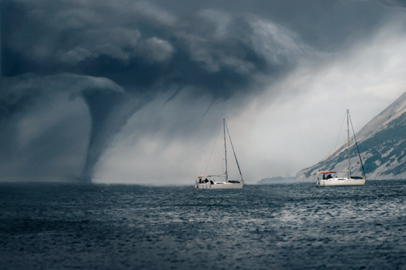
[317,178,365,187]
[195,182,243,189]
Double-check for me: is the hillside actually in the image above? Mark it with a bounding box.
[297,92,406,181]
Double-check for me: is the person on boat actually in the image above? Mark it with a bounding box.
[326,174,332,179]
[204,178,208,183]
[210,180,214,185]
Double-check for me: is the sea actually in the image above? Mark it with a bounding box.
[1,180,405,270]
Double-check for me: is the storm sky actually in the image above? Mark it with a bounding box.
[1,0,406,184]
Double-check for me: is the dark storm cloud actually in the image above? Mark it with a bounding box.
[0,73,123,119]
[2,0,307,95]
[2,0,312,181]
[1,0,400,181]
[146,0,395,51]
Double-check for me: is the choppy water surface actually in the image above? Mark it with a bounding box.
[1,181,406,269]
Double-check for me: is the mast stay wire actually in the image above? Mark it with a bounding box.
[225,123,244,182]
[331,111,347,155]
[202,122,223,175]
[349,113,367,179]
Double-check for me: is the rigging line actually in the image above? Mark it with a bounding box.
[349,113,367,179]
[225,123,244,183]
[203,122,222,175]
[331,111,347,154]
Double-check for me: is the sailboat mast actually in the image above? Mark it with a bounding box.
[347,109,351,179]
[223,118,228,181]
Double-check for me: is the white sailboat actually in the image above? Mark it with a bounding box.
[195,119,244,189]
[317,110,366,187]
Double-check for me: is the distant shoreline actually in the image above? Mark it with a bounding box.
[257,176,297,185]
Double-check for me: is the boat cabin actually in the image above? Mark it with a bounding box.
[196,175,215,185]
[195,175,241,185]
[317,171,337,180]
